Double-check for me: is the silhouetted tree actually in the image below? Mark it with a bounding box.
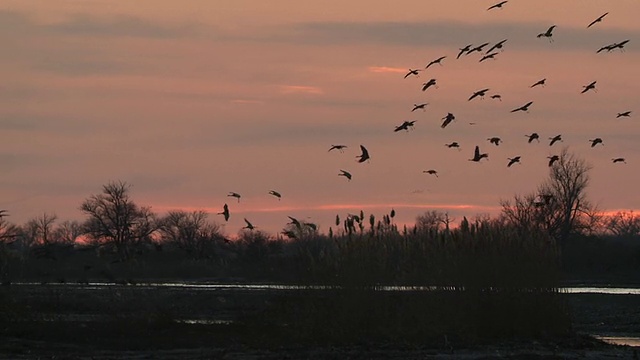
[415,210,451,233]
[23,213,58,246]
[158,210,225,258]
[605,211,640,238]
[51,220,83,245]
[80,181,158,259]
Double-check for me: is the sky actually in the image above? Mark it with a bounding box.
[1,0,639,237]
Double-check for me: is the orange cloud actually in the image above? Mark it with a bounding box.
[279,85,323,95]
[367,66,406,74]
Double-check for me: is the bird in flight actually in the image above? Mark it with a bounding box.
[617,111,631,118]
[242,218,255,231]
[507,156,521,167]
[547,155,560,167]
[479,52,498,62]
[338,169,352,181]
[487,1,508,11]
[328,144,347,152]
[525,133,540,143]
[227,192,241,203]
[511,101,533,113]
[411,103,428,112]
[426,56,446,68]
[421,78,438,91]
[549,134,563,146]
[217,204,230,222]
[488,137,502,146]
[356,145,370,163]
[269,190,281,200]
[589,138,604,147]
[609,39,630,52]
[0,210,8,219]
[423,169,438,177]
[530,78,546,88]
[587,12,608,28]
[457,44,472,59]
[445,142,460,149]
[468,42,490,55]
[469,145,488,162]
[537,25,556,42]
[441,112,455,129]
[490,94,502,101]
[469,88,490,101]
[394,120,416,132]
[486,39,508,53]
[581,81,597,94]
[612,157,626,164]
[404,69,421,79]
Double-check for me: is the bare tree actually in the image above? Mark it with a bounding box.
[158,210,225,258]
[51,220,83,245]
[80,181,158,259]
[23,213,58,246]
[415,210,452,233]
[605,211,640,238]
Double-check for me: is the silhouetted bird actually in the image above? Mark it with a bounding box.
[486,39,508,53]
[589,138,603,147]
[339,169,352,181]
[394,120,416,132]
[423,169,438,177]
[426,56,446,68]
[457,44,472,59]
[328,144,347,152]
[587,12,608,28]
[421,78,438,91]
[269,190,281,200]
[445,142,460,149]
[412,103,429,112]
[581,81,597,94]
[511,101,533,113]
[526,133,540,143]
[242,218,255,230]
[404,69,421,78]
[610,39,630,51]
[227,192,241,203]
[469,145,488,162]
[356,145,370,163]
[488,137,502,146]
[617,111,631,118]
[441,113,455,128]
[468,42,490,54]
[217,204,230,222]
[288,216,302,230]
[612,157,626,164]
[537,25,556,42]
[490,94,502,101]
[487,1,508,10]
[0,210,8,219]
[530,78,546,88]
[479,52,498,62]
[549,134,563,146]
[547,155,560,167]
[469,88,490,101]
[507,156,521,167]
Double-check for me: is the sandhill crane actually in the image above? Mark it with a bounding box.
[469,145,488,162]
[328,144,347,152]
[486,39,508,53]
[423,169,438,177]
[526,133,540,143]
[487,1,508,10]
[547,155,560,167]
[589,138,604,147]
[488,137,502,146]
[242,218,255,231]
[490,94,502,101]
[479,52,498,62]
[339,169,352,181]
[617,111,632,118]
[227,192,241,203]
[507,156,521,167]
[469,88,490,101]
[537,25,556,42]
[610,39,630,51]
[530,78,546,88]
[394,120,416,132]
[217,204,230,222]
[412,103,429,112]
[612,157,626,164]
[549,134,563,146]
[356,145,370,163]
[445,142,461,149]
[597,43,615,53]
[269,190,281,200]
[426,56,446,68]
[404,69,421,79]
[288,216,302,230]
[441,112,455,129]
[511,101,533,113]
[468,42,490,54]
[581,81,597,94]
[0,210,8,219]
[421,78,438,91]
[457,44,472,59]
[587,12,608,28]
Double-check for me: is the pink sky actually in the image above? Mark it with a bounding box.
[1,1,639,236]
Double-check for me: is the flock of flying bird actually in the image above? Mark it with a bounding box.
[216,2,634,234]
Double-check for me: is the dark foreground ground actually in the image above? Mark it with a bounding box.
[1,284,639,359]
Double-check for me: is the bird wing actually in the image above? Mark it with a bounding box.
[474,146,480,159]
[360,145,369,158]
